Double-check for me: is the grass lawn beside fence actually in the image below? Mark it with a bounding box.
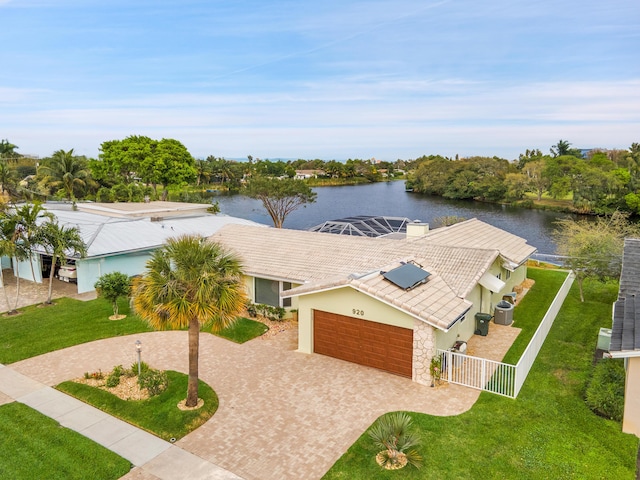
[502,267,569,364]
[57,371,218,441]
[323,274,639,479]
[0,402,131,480]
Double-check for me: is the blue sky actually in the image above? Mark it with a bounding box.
[1,0,639,160]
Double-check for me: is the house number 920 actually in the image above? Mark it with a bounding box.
[352,309,364,316]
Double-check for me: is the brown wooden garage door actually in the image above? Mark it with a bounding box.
[313,310,413,377]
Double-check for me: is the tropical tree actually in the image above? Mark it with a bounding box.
[132,235,246,407]
[0,205,17,312]
[246,176,317,228]
[0,159,18,195]
[94,272,131,318]
[38,221,87,304]
[550,139,582,158]
[0,139,18,161]
[139,138,197,200]
[554,211,640,302]
[38,149,91,200]
[11,203,54,310]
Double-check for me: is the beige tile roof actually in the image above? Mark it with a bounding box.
[416,218,537,265]
[209,219,534,331]
[287,259,473,331]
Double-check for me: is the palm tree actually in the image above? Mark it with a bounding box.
[37,221,87,304]
[132,235,246,407]
[13,202,54,290]
[0,159,17,195]
[0,139,18,161]
[39,149,90,200]
[0,206,17,313]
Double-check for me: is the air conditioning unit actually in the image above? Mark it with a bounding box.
[597,328,612,351]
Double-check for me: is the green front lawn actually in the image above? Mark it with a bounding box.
[0,297,152,364]
[57,370,218,441]
[324,275,638,479]
[216,316,269,343]
[0,297,268,364]
[0,402,131,479]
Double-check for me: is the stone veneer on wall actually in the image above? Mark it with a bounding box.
[413,319,436,385]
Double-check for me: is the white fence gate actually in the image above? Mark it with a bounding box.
[437,271,575,398]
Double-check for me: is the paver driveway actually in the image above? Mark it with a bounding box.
[12,328,480,480]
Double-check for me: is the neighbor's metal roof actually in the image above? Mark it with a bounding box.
[36,206,265,258]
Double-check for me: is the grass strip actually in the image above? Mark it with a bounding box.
[215,316,268,343]
[323,275,639,479]
[57,370,218,441]
[502,267,569,364]
[0,402,131,479]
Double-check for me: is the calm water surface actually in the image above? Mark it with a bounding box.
[214,181,570,255]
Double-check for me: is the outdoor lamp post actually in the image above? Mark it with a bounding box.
[135,340,142,376]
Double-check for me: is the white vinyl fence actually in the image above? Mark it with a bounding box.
[437,271,575,398]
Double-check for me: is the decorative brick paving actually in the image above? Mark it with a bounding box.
[12,329,481,480]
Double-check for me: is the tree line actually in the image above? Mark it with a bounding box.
[406,140,640,215]
[0,136,405,203]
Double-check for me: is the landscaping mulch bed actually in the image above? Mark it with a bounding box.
[249,315,297,339]
[75,373,149,401]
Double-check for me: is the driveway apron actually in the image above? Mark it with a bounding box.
[11,329,479,480]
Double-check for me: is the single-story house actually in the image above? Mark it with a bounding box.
[609,237,640,437]
[210,219,536,385]
[10,202,264,294]
[294,169,324,179]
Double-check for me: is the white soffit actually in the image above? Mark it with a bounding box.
[479,272,506,293]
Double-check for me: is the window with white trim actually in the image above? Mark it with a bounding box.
[254,278,292,307]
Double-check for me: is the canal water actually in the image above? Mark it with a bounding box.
[213,181,571,255]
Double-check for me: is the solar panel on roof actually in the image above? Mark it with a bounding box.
[382,263,431,290]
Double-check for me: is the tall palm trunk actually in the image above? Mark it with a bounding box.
[45,254,58,304]
[187,316,200,407]
[0,268,12,313]
[12,258,21,313]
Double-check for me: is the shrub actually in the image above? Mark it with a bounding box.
[84,370,103,380]
[585,358,625,421]
[368,412,422,469]
[131,360,150,376]
[111,183,130,202]
[251,303,286,321]
[129,183,144,202]
[106,372,121,388]
[94,272,132,317]
[138,368,168,396]
[96,187,113,202]
[105,364,125,388]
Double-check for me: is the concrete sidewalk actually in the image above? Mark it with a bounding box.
[0,363,242,480]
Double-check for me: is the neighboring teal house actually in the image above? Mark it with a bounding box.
[14,201,264,294]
